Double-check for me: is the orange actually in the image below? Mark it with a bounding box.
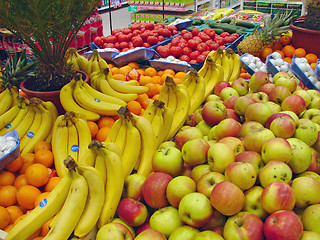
[274,50,284,59]
[160,73,174,85]
[294,48,307,58]
[0,206,10,229]
[141,98,153,110]
[110,67,120,75]
[25,164,49,187]
[95,126,111,142]
[260,47,273,59]
[139,76,153,86]
[163,69,175,76]
[108,63,114,69]
[5,156,23,172]
[144,67,157,77]
[41,217,53,237]
[16,185,41,210]
[33,141,52,153]
[34,149,54,168]
[0,171,15,186]
[173,77,182,84]
[239,72,251,80]
[6,205,23,224]
[127,100,142,115]
[13,174,28,189]
[126,69,141,81]
[158,70,164,77]
[280,35,292,45]
[282,45,295,58]
[119,66,132,76]
[270,40,283,51]
[175,71,186,80]
[127,62,140,69]
[44,177,61,192]
[136,93,149,105]
[20,153,35,174]
[145,83,159,98]
[152,75,161,84]
[305,53,318,64]
[311,62,317,70]
[136,69,145,76]
[152,93,160,100]
[87,120,99,138]
[283,57,292,64]
[34,192,50,208]
[97,116,115,129]
[0,185,17,207]
[4,223,13,232]
[113,73,126,81]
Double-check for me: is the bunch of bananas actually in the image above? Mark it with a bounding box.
[181,68,207,114]
[86,49,109,79]
[5,140,123,240]
[60,73,127,121]
[65,48,90,74]
[158,77,191,140]
[0,92,58,155]
[202,48,241,84]
[0,84,21,116]
[105,106,158,177]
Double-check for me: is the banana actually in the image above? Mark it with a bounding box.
[89,50,101,77]
[132,113,157,177]
[167,83,178,113]
[198,57,210,78]
[98,68,138,102]
[0,87,13,115]
[79,224,98,240]
[73,79,122,116]
[157,80,169,105]
[213,48,223,65]
[52,115,69,177]
[96,51,109,70]
[121,112,141,177]
[142,99,157,123]
[103,141,121,157]
[44,159,88,240]
[205,63,224,99]
[94,147,107,187]
[157,104,174,146]
[78,147,97,167]
[60,79,100,121]
[21,100,53,155]
[113,115,128,156]
[167,83,191,140]
[0,105,21,131]
[182,69,197,97]
[0,87,8,102]
[104,117,122,143]
[67,50,80,71]
[98,142,125,228]
[151,104,164,147]
[89,69,103,90]
[14,104,35,139]
[74,162,105,238]
[189,72,206,114]
[41,100,59,143]
[66,118,79,162]
[9,86,20,107]
[4,169,72,240]
[229,51,241,82]
[74,50,89,74]
[221,49,232,82]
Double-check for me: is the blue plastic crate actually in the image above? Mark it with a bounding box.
[173,20,193,31]
[111,48,156,67]
[225,34,246,52]
[240,53,255,75]
[84,48,119,61]
[149,59,191,73]
[266,53,279,76]
[315,59,320,79]
[0,130,20,170]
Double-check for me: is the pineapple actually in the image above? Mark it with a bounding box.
[237,11,299,56]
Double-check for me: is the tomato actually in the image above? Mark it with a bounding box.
[147,36,158,46]
[182,32,193,41]
[121,48,130,52]
[182,46,192,56]
[202,27,216,39]
[193,36,203,44]
[156,46,170,58]
[105,35,117,44]
[224,36,234,44]
[159,28,171,38]
[180,55,191,62]
[190,59,198,63]
[196,42,209,53]
[178,42,187,49]
[214,36,225,46]
[114,42,120,49]
[167,25,177,33]
[191,28,201,36]
[140,32,151,42]
[103,43,114,49]
[119,42,129,49]
[130,23,141,31]
[118,34,129,43]
[145,23,154,30]
[112,29,122,35]
[190,50,200,60]
[202,50,210,57]
[181,29,190,36]
[151,30,159,37]
[132,29,142,36]
[220,32,230,38]
[100,36,108,43]
[209,42,219,51]
[142,42,151,48]
[170,46,183,58]
[93,36,103,47]
[128,42,133,48]
[196,54,206,63]
[231,33,240,38]
[122,27,132,34]
[158,35,165,42]
[198,32,211,42]
[171,36,181,46]
[187,39,198,50]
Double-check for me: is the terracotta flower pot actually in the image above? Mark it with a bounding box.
[290,21,320,58]
[20,70,89,115]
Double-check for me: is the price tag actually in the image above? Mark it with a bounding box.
[128,6,139,12]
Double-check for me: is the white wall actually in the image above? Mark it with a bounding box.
[100,7,132,36]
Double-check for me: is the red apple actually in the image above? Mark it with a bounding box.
[117,198,148,227]
[134,229,166,240]
[214,81,231,96]
[96,222,134,240]
[268,86,292,104]
[223,95,239,110]
[281,94,307,115]
[197,171,225,198]
[123,174,146,200]
[174,126,203,150]
[248,71,270,92]
[201,100,227,126]
[214,118,241,140]
[235,151,264,173]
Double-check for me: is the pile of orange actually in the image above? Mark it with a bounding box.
[0,141,60,239]
[86,62,186,142]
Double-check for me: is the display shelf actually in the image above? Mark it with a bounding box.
[98,1,129,11]
[129,3,195,12]
[241,0,303,15]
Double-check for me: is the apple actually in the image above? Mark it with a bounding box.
[122,174,147,201]
[226,108,241,122]
[179,192,214,228]
[265,113,295,129]
[166,175,196,208]
[112,218,136,238]
[134,229,166,240]
[181,138,210,166]
[224,162,257,190]
[301,231,320,240]
[280,110,299,123]
[210,181,245,216]
[243,128,275,153]
[274,74,297,92]
[297,171,320,183]
[245,102,273,126]
[261,137,293,164]
[214,118,241,140]
[185,113,197,127]
[158,141,176,149]
[207,125,218,140]
[301,109,320,125]
[307,147,320,173]
[96,222,134,240]
[269,114,296,138]
[218,136,244,156]
[231,78,249,96]
[117,198,148,227]
[259,160,293,187]
[223,211,264,240]
[174,126,203,150]
[287,138,312,174]
[149,206,183,238]
[291,176,320,208]
[264,210,303,240]
[201,100,227,126]
[214,81,231,96]
[308,95,320,109]
[244,186,268,219]
[195,120,212,136]
[193,230,224,240]
[135,220,150,236]
[251,92,269,103]
[194,108,204,124]
[294,119,318,146]
[207,142,235,173]
[168,225,200,240]
[223,95,239,109]
[205,94,221,103]
[293,89,312,107]
[268,85,292,104]
[248,71,270,92]
[220,87,239,101]
[234,95,256,117]
[282,94,307,115]
[200,209,226,231]
[180,162,193,178]
[197,171,225,198]
[259,82,275,95]
[265,101,281,114]
[261,181,296,213]
[235,151,264,173]
[239,121,264,138]
[190,164,211,183]
[273,72,291,84]
[142,172,173,209]
[301,204,320,234]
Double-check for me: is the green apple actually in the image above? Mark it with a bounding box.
[279,110,299,123]
[224,162,257,190]
[293,89,312,107]
[274,74,297,93]
[231,78,249,96]
[190,164,211,184]
[239,121,264,138]
[134,229,167,240]
[206,94,221,103]
[265,101,281,114]
[302,109,320,125]
[301,231,320,240]
[112,218,136,238]
[196,120,212,136]
[220,87,239,101]
[207,125,218,141]
[273,72,291,84]
[218,136,244,156]
[207,142,235,173]
[193,230,224,240]
[96,222,134,240]
[308,96,320,109]
[261,137,293,164]
[297,171,320,183]
[291,176,320,208]
[245,102,273,126]
[294,119,318,146]
[122,174,147,201]
[235,150,264,174]
[251,92,269,103]
[244,186,268,219]
[197,171,225,198]
[158,141,176,149]
[258,160,292,187]
[234,95,256,117]
[214,118,241,141]
[301,204,320,234]
[249,71,270,92]
[287,138,312,174]
[244,128,275,153]
[181,138,210,166]
[168,225,199,240]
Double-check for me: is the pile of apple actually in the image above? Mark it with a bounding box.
[93,22,179,52]
[97,71,320,240]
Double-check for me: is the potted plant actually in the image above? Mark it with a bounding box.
[290,0,320,57]
[0,0,100,111]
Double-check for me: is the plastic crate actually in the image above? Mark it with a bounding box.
[111,48,156,67]
[315,59,320,79]
[0,130,20,170]
[149,59,191,73]
[225,34,246,52]
[266,54,279,76]
[173,20,193,31]
[84,48,119,61]
[240,53,255,75]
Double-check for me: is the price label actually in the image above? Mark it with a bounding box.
[128,6,139,12]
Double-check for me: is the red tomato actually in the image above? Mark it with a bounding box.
[196,54,206,63]
[187,39,198,50]
[132,36,143,47]
[119,42,129,49]
[112,29,122,35]
[182,46,192,56]
[142,42,151,48]
[190,50,200,60]
[198,32,211,42]
[170,46,183,58]
[103,43,114,49]
[105,35,117,44]
[191,28,201,36]
[122,27,132,34]
[203,27,216,39]
[220,32,230,38]
[156,46,170,58]
[93,36,103,47]
[180,55,191,62]
[197,43,209,53]
[132,29,142,36]
[147,36,158,46]
[182,32,193,41]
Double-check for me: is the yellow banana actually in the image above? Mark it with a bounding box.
[157,103,174,146]
[5,169,72,240]
[52,115,69,177]
[103,141,121,157]
[213,48,223,65]
[44,159,88,240]
[189,72,206,114]
[14,104,35,139]
[78,147,97,167]
[90,50,101,76]
[198,57,210,79]
[142,99,157,123]
[104,117,121,143]
[74,50,89,74]
[157,80,169,105]
[113,115,128,156]
[182,69,197,97]
[203,57,224,99]
[93,143,107,186]
[98,142,125,228]
[229,51,241,82]
[0,105,21,131]
[221,49,232,82]
[167,83,178,113]
[0,87,13,115]
[151,104,164,147]
[60,79,100,121]
[66,118,79,162]
[9,86,20,107]
[41,100,59,143]
[74,162,105,238]
[0,87,8,102]
[96,51,109,70]
[0,102,28,135]
[132,113,157,177]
